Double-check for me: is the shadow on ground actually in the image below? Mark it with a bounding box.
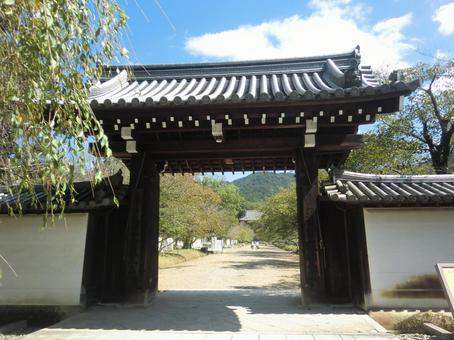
[223,258,300,270]
[44,290,371,333]
[234,273,301,289]
[234,249,296,258]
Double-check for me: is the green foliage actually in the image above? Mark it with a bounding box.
[0,0,127,219]
[227,225,254,242]
[345,130,427,174]
[255,185,298,248]
[395,312,454,333]
[347,61,454,174]
[160,175,231,248]
[198,176,246,220]
[233,172,294,203]
[318,169,329,181]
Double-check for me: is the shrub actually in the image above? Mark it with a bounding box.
[395,312,454,333]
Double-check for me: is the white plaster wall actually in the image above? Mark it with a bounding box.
[363,207,454,309]
[192,239,203,249]
[159,237,175,251]
[0,214,88,305]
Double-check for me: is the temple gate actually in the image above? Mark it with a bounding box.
[87,47,418,305]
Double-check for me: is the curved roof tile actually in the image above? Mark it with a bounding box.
[322,170,454,204]
[89,47,418,108]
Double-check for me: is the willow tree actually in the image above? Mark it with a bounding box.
[0,0,127,216]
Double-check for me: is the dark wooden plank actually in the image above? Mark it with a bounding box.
[318,201,351,302]
[140,154,160,301]
[122,153,161,304]
[296,148,325,304]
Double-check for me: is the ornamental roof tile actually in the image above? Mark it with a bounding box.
[322,170,454,204]
[89,47,418,109]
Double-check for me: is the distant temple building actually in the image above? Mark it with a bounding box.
[239,210,263,226]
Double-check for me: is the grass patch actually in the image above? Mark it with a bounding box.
[159,249,206,269]
[369,311,414,331]
[370,311,454,333]
[395,312,454,333]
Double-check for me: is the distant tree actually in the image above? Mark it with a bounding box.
[227,225,254,243]
[160,175,230,249]
[0,0,127,217]
[198,177,246,220]
[256,185,298,247]
[232,173,295,203]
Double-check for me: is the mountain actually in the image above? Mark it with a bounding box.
[232,172,295,203]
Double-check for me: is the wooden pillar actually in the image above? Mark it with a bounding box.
[124,152,160,304]
[295,148,325,304]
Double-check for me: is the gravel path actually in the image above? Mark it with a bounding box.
[159,244,301,291]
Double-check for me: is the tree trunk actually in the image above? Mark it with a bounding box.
[183,238,192,249]
[430,140,451,174]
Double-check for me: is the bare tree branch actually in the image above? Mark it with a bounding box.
[421,86,447,133]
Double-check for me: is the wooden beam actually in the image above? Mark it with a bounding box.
[108,134,363,156]
[115,152,349,171]
[99,114,376,135]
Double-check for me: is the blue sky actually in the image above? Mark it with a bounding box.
[118,0,454,181]
[121,0,453,66]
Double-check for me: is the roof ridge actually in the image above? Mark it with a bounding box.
[88,46,420,108]
[104,47,360,72]
[332,170,454,183]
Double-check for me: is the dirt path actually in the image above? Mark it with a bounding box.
[159,244,300,290]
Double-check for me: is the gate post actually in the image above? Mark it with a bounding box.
[295,148,325,304]
[124,152,160,304]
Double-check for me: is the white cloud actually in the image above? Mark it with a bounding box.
[185,0,414,69]
[433,2,454,35]
[435,49,449,60]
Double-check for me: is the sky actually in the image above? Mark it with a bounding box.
[117,0,454,181]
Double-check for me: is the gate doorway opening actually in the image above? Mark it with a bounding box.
[157,171,300,292]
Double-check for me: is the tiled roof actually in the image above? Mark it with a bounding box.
[322,170,454,204]
[88,47,418,108]
[0,174,128,213]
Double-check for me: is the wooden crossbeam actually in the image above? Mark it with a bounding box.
[108,134,362,156]
[99,113,376,135]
